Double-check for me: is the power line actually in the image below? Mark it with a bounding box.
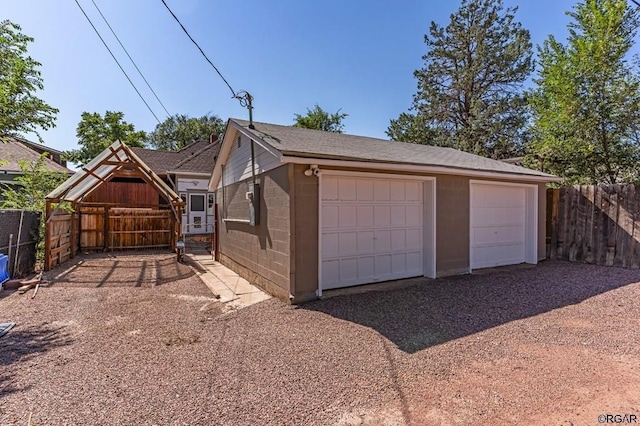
[89,0,172,118]
[73,0,162,124]
[159,0,237,98]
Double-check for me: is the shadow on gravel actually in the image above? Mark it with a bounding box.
[0,324,73,398]
[304,261,640,354]
[45,252,194,288]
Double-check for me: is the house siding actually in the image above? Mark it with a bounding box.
[218,165,291,300]
[222,134,280,187]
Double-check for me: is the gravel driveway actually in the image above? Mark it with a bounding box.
[1,255,639,425]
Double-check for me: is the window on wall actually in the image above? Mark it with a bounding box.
[207,193,215,215]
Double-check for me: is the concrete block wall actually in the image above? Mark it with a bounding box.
[218,165,292,300]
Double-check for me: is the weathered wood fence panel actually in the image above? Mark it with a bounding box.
[108,209,172,249]
[46,209,78,271]
[547,185,640,268]
[79,206,105,250]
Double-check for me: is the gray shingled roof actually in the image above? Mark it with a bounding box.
[131,140,219,175]
[172,141,221,174]
[231,119,557,179]
[0,137,72,174]
[130,148,178,175]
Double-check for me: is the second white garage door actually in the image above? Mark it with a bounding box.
[470,182,534,269]
[320,175,425,290]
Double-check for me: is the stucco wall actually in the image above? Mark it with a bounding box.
[290,164,319,303]
[435,175,471,276]
[217,165,291,300]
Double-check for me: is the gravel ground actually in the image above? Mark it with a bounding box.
[1,255,639,425]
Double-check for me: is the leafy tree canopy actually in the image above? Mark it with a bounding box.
[65,111,146,166]
[1,154,70,262]
[388,0,533,159]
[0,20,58,141]
[147,113,225,151]
[527,0,640,184]
[293,104,348,133]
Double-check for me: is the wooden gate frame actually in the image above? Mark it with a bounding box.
[44,140,185,270]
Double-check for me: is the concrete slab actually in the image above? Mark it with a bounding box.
[185,253,271,309]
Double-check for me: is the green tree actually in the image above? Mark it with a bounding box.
[147,113,225,151]
[293,104,348,133]
[1,154,70,263]
[65,111,146,166]
[388,0,533,159]
[527,0,640,184]
[0,20,58,141]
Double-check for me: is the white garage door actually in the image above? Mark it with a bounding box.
[320,175,424,290]
[470,183,527,269]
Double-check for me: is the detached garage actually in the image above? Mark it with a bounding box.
[209,119,560,303]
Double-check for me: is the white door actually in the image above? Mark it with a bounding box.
[320,175,424,290]
[188,193,206,234]
[470,183,528,269]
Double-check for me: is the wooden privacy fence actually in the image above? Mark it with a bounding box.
[108,208,172,249]
[45,207,175,271]
[547,185,640,268]
[78,207,173,250]
[46,209,78,271]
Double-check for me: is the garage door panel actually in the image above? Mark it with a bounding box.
[323,177,339,200]
[339,205,357,227]
[375,229,392,252]
[357,205,374,226]
[374,205,391,226]
[390,181,405,201]
[322,205,339,228]
[391,205,406,225]
[339,178,357,201]
[356,180,374,201]
[374,181,391,201]
[473,245,526,268]
[471,183,529,269]
[406,182,422,201]
[321,175,426,289]
[375,254,392,276]
[473,225,525,246]
[338,232,358,256]
[357,231,375,254]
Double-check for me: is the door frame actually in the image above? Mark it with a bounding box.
[469,180,538,271]
[188,192,207,233]
[317,170,436,297]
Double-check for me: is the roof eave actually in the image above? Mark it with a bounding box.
[281,155,562,183]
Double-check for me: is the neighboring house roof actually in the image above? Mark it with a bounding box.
[171,140,221,174]
[211,119,559,185]
[0,136,72,174]
[131,139,220,176]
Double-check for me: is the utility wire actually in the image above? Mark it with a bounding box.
[90,0,172,118]
[74,0,162,124]
[160,0,237,98]
[632,0,640,8]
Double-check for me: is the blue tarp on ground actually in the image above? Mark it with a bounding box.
[0,253,9,284]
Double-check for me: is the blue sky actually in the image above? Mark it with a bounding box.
[6,0,584,155]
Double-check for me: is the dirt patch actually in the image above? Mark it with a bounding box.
[42,251,194,288]
[1,259,639,425]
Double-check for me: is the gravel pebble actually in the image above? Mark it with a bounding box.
[1,255,639,425]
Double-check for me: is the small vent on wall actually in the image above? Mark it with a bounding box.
[237,136,242,148]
